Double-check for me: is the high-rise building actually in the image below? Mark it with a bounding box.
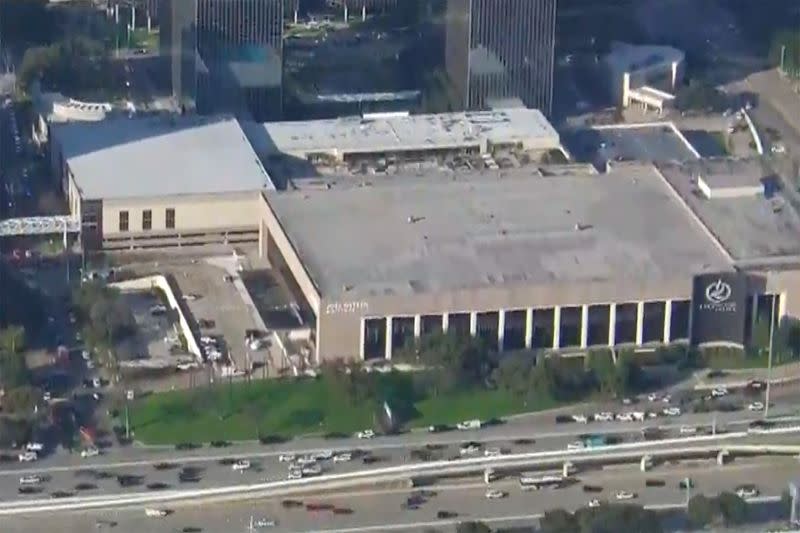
[160,0,555,121]
[445,0,556,114]
[161,0,284,121]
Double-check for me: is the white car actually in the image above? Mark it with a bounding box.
[662,407,681,417]
[460,444,481,456]
[43,391,51,401]
[647,393,660,402]
[594,412,614,422]
[572,414,588,424]
[254,518,277,528]
[356,429,375,439]
[18,451,37,462]
[485,489,507,500]
[457,419,482,430]
[616,413,635,422]
[145,508,168,518]
[679,425,697,435]
[747,401,765,411]
[483,447,502,457]
[711,387,729,397]
[771,143,786,154]
[301,465,321,476]
[333,452,352,463]
[287,469,303,480]
[232,460,251,471]
[314,450,334,460]
[86,360,95,369]
[81,447,99,458]
[631,411,646,422]
[296,455,317,465]
[588,498,602,508]
[736,486,759,499]
[661,395,672,403]
[567,441,586,451]
[25,442,44,452]
[615,490,636,500]
[278,453,296,463]
[19,475,41,485]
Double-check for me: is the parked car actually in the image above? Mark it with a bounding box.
[18,451,37,462]
[735,485,759,498]
[456,419,481,430]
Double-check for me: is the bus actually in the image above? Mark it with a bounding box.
[518,473,565,490]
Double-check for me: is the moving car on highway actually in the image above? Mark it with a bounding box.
[457,419,481,430]
[736,485,759,498]
[588,498,602,508]
[485,489,507,499]
[18,451,37,462]
[747,401,765,411]
[232,460,251,471]
[356,429,375,439]
[145,508,168,518]
[615,490,636,500]
[19,475,42,485]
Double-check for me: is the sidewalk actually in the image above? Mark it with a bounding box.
[742,69,800,135]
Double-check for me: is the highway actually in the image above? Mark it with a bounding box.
[1,455,794,533]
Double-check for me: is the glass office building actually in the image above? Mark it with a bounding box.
[161,0,555,120]
[162,0,284,121]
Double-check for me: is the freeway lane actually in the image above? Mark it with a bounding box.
[2,455,794,533]
[0,411,796,505]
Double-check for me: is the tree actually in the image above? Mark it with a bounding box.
[456,522,492,533]
[72,281,136,352]
[492,353,535,399]
[403,333,493,396]
[0,352,31,390]
[2,386,39,415]
[0,417,32,448]
[687,494,717,528]
[717,492,749,526]
[0,326,26,354]
[539,509,578,533]
[770,29,800,76]
[675,80,728,113]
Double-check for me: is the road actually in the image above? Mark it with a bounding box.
[1,455,794,533]
[0,392,797,506]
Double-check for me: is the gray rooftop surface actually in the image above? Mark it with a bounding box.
[266,163,732,299]
[658,160,800,261]
[53,115,273,200]
[563,123,698,164]
[259,108,560,157]
[691,157,769,188]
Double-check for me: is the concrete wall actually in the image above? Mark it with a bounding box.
[101,191,260,237]
[316,275,694,362]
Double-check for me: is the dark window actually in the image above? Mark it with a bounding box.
[119,211,129,232]
[165,208,175,229]
[142,209,152,231]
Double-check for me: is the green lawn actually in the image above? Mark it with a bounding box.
[130,373,555,445]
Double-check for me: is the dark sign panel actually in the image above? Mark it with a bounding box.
[691,273,747,345]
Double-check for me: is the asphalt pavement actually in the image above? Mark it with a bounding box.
[1,455,793,533]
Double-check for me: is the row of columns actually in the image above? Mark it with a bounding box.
[370,293,788,361]
[380,300,682,361]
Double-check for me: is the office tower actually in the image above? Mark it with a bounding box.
[161,0,284,121]
[446,0,556,114]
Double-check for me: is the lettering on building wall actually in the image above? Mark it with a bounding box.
[325,301,368,315]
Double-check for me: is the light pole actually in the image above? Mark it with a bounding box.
[764,295,777,418]
[780,45,787,74]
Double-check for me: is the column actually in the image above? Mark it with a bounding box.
[442,313,449,333]
[469,312,477,337]
[552,306,561,349]
[359,318,365,360]
[361,5,366,21]
[413,315,421,339]
[525,308,533,349]
[385,316,393,360]
[608,303,617,347]
[778,293,787,320]
[751,294,759,334]
[580,305,589,349]
[663,300,672,344]
[635,301,644,345]
[498,309,506,352]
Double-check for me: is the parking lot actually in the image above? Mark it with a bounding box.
[563,124,700,164]
[121,253,282,384]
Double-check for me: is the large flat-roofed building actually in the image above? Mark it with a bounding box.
[257,159,800,363]
[51,115,274,250]
[245,108,563,187]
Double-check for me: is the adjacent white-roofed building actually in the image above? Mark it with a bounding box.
[255,107,561,161]
[50,115,274,250]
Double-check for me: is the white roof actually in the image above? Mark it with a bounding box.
[260,108,560,157]
[53,115,274,200]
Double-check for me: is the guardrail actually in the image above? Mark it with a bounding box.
[1,428,798,515]
[742,107,764,155]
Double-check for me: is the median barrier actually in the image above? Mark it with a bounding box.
[2,429,799,515]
